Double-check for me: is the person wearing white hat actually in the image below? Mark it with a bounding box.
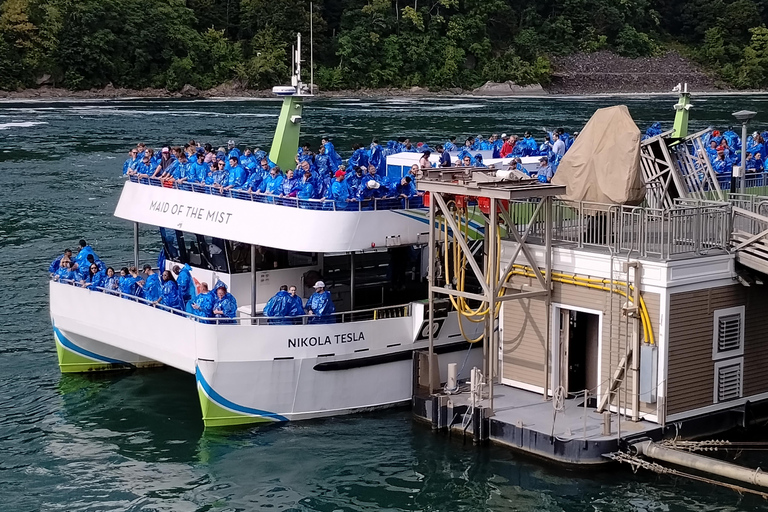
[305,280,335,323]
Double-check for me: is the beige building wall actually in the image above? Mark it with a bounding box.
[501,273,660,415]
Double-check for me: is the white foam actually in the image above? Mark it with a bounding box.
[0,121,48,130]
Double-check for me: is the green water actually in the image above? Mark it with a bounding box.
[2,94,768,511]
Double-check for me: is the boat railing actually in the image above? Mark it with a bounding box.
[127,175,424,211]
[506,198,731,259]
[51,277,411,325]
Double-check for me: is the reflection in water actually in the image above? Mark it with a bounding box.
[3,96,768,510]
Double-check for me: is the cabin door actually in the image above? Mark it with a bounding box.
[554,307,600,398]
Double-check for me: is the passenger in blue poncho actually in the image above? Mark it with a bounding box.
[118,267,142,297]
[188,282,214,320]
[211,159,229,190]
[712,150,730,174]
[347,143,369,170]
[172,264,196,306]
[321,137,343,170]
[328,169,352,210]
[82,263,105,289]
[49,249,73,273]
[74,239,98,270]
[54,260,78,282]
[394,176,417,198]
[305,281,335,324]
[280,169,301,197]
[474,154,487,168]
[212,282,238,323]
[103,267,119,294]
[369,140,386,176]
[536,157,554,183]
[260,166,284,195]
[140,264,162,302]
[264,285,291,324]
[240,148,257,170]
[345,167,365,197]
[314,146,331,176]
[224,156,247,190]
[123,148,139,175]
[297,170,316,202]
[154,270,184,311]
[172,153,189,181]
[85,253,105,273]
[444,137,458,152]
[287,285,304,319]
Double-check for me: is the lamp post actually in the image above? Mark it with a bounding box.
[732,110,757,194]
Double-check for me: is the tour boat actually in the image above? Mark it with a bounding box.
[49,36,483,427]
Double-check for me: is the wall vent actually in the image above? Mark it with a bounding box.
[714,358,743,403]
[712,306,745,360]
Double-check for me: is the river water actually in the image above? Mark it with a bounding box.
[2,94,768,511]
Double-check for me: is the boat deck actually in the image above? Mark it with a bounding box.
[414,384,662,465]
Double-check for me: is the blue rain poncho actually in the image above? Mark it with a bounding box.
[712,158,730,175]
[394,179,417,198]
[474,154,487,168]
[74,245,97,270]
[143,272,163,303]
[212,283,238,322]
[240,154,257,170]
[159,279,184,311]
[55,265,77,282]
[287,294,304,317]
[176,264,196,302]
[211,168,228,187]
[305,290,335,323]
[84,269,106,289]
[187,291,214,319]
[227,165,247,188]
[345,171,365,196]
[324,141,343,169]
[123,155,138,175]
[241,168,264,191]
[119,275,141,296]
[644,122,663,140]
[347,148,369,170]
[281,175,301,196]
[369,144,386,175]
[260,173,284,194]
[103,274,119,294]
[134,161,152,176]
[329,180,351,210]
[298,179,316,200]
[723,130,741,150]
[264,289,291,324]
[49,254,66,273]
[315,154,332,176]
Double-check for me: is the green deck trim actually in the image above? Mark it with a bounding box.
[197,385,274,428]
[54,338,127,373]
[269,96,303,171]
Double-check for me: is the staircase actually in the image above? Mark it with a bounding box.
[730,196,768,276]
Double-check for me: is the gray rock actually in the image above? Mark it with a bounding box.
[180,84,200,97]
[473,81,546,96]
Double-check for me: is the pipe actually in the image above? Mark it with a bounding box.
[741,121,748,195]
[427,192,436,394]
[634,440,768,489]
[250,245,257,320]
[133,222,139,268]
[350,252,355,310]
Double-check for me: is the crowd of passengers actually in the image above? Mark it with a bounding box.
[643,122,768,177]
[48,239,336,323]
[121,129,575,208]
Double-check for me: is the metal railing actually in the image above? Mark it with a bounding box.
[51,278,411,326]
[128,175,424,211]
[507,198,731,260]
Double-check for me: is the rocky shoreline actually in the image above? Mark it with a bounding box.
[0,51,731,100]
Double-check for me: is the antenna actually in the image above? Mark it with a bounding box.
[295,33,302,86]
[310,2,314,94]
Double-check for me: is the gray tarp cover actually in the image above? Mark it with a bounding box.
[552,105,645,205]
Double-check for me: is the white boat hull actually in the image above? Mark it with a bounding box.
[50,281,482,426]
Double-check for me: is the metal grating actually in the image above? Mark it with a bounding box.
[716,361,742,402]
[717,314,742,353]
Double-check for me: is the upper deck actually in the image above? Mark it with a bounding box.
[115,177,429,253]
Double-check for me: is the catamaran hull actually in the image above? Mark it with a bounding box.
[50,281,482,427]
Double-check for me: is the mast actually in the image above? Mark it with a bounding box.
[269,33,313,172]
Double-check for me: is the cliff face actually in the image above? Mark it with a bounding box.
[546,51,723,94]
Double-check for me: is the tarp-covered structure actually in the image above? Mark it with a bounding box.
[552,105,645,205]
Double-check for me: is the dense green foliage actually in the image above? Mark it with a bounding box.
[1,0,768,91]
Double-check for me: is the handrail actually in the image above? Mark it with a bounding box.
[127,175,424,212]
[51,277,412,325]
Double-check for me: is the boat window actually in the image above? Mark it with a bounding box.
[159,230,229,273]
